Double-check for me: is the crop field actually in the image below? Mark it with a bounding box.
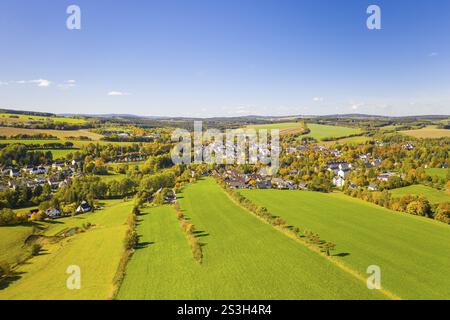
[118,178,385,300]
[389,185,450,204]
[303,123,362,141]
[240,189,450,300]
[425,168,449,179]
[0,199,132,300]
[399,126,450,138]
[0,127,102,140]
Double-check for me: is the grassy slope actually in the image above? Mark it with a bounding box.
[0,200,132,300]
[117,206,201,300]
[241,189,450,299]
[390,185,450,204]
[0,225,34,265]
[119,178,385,300]
[425,168,449,179]
[304,123,361,141]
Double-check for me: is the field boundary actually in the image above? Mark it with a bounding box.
[217,180,401,300]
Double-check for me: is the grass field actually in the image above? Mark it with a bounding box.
[322,135,371,147]
[0,113,87,125]
[0,199,132,300]
[240,189,450,299]
[0,225,34,265]
[0,127,102,141]
[389,185,450,204]
[42,149,76,159]
[98,172,127,183]
[118,178,385,300]
[425,168,449,179]
[245,122,305,135]
[1,138,134,149]
[303,123,362,141]
[399,126,450,139]
[245,122,362,141]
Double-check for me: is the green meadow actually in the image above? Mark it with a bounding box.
[118,178,385,300]
[425,168,449,180]
[245,122,362,141]
[1,139,134,148]
[304,123,362,141]
[0,225,34,265]
[0,113,87,125]
[389,184,450,204]
[0,199,132,300]
[240,189,450,300]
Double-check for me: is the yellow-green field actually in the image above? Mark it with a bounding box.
[241,189,450,300]
[425,168,449,179]
[1,139,136,149]
[0,127,102,140]
[400,126,450,139]
[0,225,34,265]
[245,122,306,135]
[389,185,450,204]
[0,113,87,125]
[245,122,362,141]
[0,200,132,300]
[118,178,385,300]
[303,123,362,141]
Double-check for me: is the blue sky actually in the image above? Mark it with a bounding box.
[0,0,449,117]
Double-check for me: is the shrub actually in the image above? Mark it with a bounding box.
[434,202,450,224]
[31,244,42,256]
[0,261,11,278]
[124,230,139,250]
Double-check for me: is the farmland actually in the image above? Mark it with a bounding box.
[1,139,135,149]
[245,122,362,141]
[0,127,102,141]
[0,199,132,300]
[118,178,386,300]
[303,123,362,141]
[0,113,87,125]
[399,126,450,139]
[389,185,450,204]
[240,189,450,300]
[245,122,306,135]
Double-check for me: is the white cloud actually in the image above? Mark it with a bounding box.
[428,52,438,57]
[15,79,51,87]
[350,102,364,111]
[313,97,324,102]
[108,91,130,96]
[58,80,77,89]
[0,81,8,86]
[29,79,51,87]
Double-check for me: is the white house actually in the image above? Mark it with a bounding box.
[46,208,61,219]
[76,201,92,213]
[333,176,345,187]
[338,168,350,178]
